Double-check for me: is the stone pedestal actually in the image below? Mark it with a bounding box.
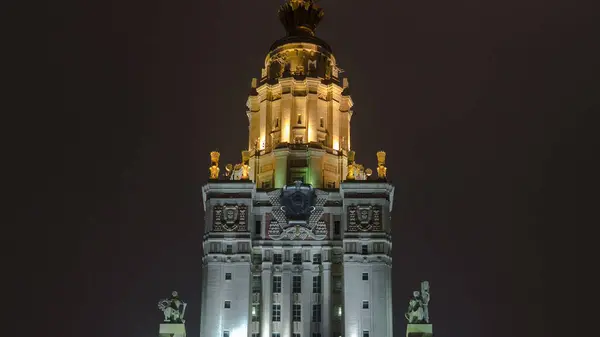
[406,324,432,337]
[159,323,186,337]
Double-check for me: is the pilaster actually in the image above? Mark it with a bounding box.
[261,264,273,337]
[322,262,332,337]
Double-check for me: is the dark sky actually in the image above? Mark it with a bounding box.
[23,0,592,336]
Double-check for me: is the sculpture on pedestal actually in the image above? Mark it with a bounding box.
[405,281,430,324]
[158,291,188,323]
[209,151,220,179]
[377,151,387,180]
[241,150,250,180]
[346,151,356,180]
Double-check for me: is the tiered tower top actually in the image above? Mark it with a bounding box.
[208,0,388,189]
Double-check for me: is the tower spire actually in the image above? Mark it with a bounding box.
[278,0,325,37]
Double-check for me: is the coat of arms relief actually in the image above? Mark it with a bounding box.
[347,205,382,232]
[212,204,248,232]
[266,181,329,240]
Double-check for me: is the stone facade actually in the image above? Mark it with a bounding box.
[199,2,394,337]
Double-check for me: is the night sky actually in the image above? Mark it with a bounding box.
[27,0,592,337]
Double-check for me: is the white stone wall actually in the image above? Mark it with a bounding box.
[201,182,394,337]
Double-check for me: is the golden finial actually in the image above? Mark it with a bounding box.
[241,150,251,164]
[376,150,387,180]
[346,150,356,180]
[241,150,251,180]
[209,151,220,180]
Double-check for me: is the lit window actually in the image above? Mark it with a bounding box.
[252,304,260,322]
[337,305,343,317]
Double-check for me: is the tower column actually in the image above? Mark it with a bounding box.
[282,266,292,337]
[261,264,273,337]
[302,263,313,336]
[322,262,332,337]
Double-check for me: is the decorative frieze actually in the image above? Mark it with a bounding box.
[347,205,382,232]
[213,204,248,232]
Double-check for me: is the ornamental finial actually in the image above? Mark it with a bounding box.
[346,150,356,180]
[376,150,387,180]
[209,151,220,180]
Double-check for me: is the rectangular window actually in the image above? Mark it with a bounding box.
[223,331,230,337]
[320,117,324,128]
[334,220,340,235]
[273,276,282,293]
[363,331,369,337]
[311,304,321,322]
[313,253,321,264]
[252,304,260,321]
[253,275,261,293]
[292,304,302,322]
[313,334,322,337]
[224,301,231,309]
[297,114,302,124]
[252,334,260,337]
[362,272,368,281]
[293,334,301,337]
[255,220,261,235]
[226,244,233,254]
[312,275,321,293]
[253,253,262,264]
[273,253,282,264]
[362,301,369,309]
[225,272,232,280]
[293,253,302,264]
[272,304,281,322]
[361,244,368,255]
[272,334,280,337]
[292,276,302,293]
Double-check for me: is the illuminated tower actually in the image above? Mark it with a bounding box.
[200,2,394,337]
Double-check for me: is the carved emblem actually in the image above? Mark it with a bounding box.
[213,204,248,232]
[266,184,329,240]
[347,205,382,232]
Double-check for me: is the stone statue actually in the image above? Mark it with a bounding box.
[158,291,188,323]
[405,281,430,324]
